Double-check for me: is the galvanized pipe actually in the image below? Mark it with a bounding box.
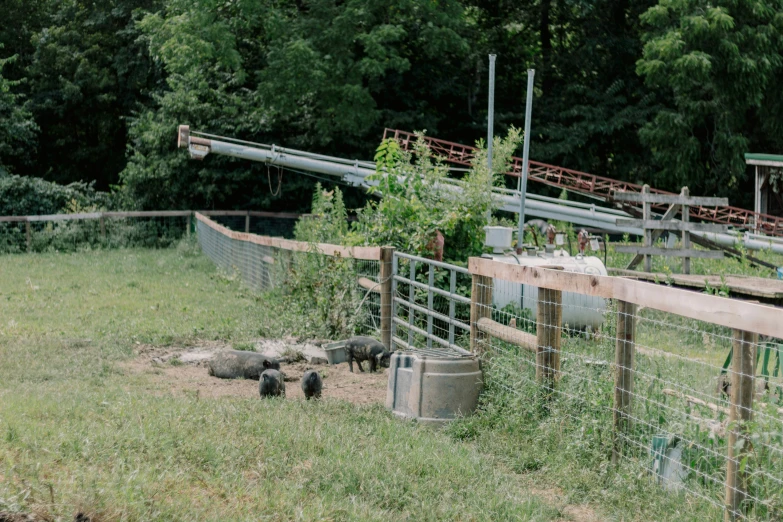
[518,69,535,248]
[394,297,470,331]
[486,54,497,224]
[185,132,783,254]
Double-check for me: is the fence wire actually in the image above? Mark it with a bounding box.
[0,215,190,254]
[196,216,380,337]
[474,273,783,520]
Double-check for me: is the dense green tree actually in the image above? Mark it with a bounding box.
[23,0,163,188]
[0,55,38,175]
[464,0,658,186]
[121,0,472,211]
[637,0,783,199]
[2,0,783,214]
[0,174,106,216]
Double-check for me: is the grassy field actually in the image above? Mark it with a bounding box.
[3,242,777,521]
[0,245,566,521]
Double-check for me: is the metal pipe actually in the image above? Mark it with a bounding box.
[518,69,535,249]
[393,275,472,304]
[486,54,497,224]
[395,251,470,273]
[394,297,470,332]
[185,132,783,254]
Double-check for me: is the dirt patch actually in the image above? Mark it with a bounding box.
[124,342,388,404]
[529,487,601,522]
[0,513,42,522]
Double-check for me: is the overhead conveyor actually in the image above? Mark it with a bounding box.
[177,125,783,255]
[384,128,783,237]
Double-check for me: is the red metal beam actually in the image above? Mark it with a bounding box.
[383,129,783,237]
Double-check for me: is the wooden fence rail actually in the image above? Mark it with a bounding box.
[467,255,783,520]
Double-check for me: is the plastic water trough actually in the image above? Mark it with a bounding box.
[386,346,482,426]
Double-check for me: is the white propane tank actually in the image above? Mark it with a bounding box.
[484,246,607,330]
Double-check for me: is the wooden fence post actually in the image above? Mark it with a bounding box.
[724,329,758,521]
[470,274,493,354]
[536,286,562,388]
[25,220,31,253]
[613,300,637,464]
[380,247,395,351]
[681,187,690,274]
[642,185,651,272]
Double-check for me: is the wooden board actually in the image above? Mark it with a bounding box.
[616,219,728,232]
[104,211,192,218]
[1,211,193,222]
[468,257,783,339]
[476,317,536,352]
[358,277,380,293]
[27,212,103,222]
[614,246,723,259]
[198,210,248,217]
[608,268,783,300]
[195,212,381,260]
[613,193,728,206]
[249,211,301,219]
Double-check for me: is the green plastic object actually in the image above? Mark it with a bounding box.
[721,343,780,403]
[650,435,686,489]
[721,343,780,378]
[744,153,783,165]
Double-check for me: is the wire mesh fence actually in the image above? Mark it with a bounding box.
[469,258,783,520]
[195,213,382,337]
[0,212,191,254]
[201,211,300,239]
[7,206,783,518]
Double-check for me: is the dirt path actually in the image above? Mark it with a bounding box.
[124,341,388,403]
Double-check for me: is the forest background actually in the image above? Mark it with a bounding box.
[1,0,782,214]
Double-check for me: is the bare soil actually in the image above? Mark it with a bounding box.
[124,342,388,403]
[529,487,601,522]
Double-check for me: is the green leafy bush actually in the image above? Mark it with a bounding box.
[0,174,108,216]
[352,129,522,261]
[285,185,363,338]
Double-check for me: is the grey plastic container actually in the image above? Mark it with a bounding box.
[386,350,482,426]
[324,340,347,365]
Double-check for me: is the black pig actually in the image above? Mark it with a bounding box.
[208,350,280,380]
[259,369,286,397]
[345,336,391,373]
[301,370,323,400]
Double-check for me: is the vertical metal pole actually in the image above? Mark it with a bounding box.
[427,264,435,349]
[470,274,493,354]
[517,69,535,249]
[25,220,31,253]
[448,270,457,347]
[485,54,497,225]
[408,260,416,346]
[245,211,250,233]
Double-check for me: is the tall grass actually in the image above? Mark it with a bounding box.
[0,245,561,521]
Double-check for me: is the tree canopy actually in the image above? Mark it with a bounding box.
[0,0,782,212]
